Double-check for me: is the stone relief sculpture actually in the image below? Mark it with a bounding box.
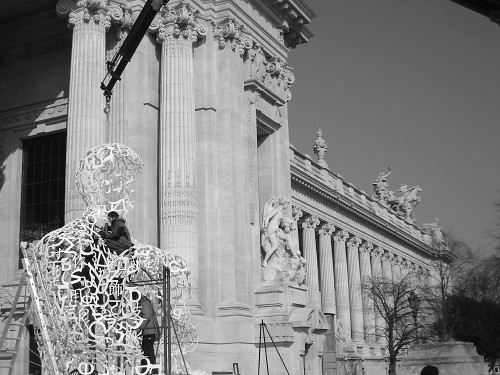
[261,197,306,285]
[22,144,198,375]
[372,168,422,223]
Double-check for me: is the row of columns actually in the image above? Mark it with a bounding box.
[57,1,205,308]
[295,209,427,343]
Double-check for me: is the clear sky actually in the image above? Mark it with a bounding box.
[287,0,500,255]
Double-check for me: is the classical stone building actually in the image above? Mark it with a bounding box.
[0,1,443,374]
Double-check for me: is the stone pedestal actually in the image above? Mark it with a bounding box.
[399,341,488,375]
[255,283,307,319]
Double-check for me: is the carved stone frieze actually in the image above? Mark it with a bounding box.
[213,19,253,57]
[149,4,207,45]
[247,45,295,102]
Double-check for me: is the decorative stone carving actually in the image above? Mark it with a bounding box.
[57,0,111,30]
[313,128,328,168]
[247,46,295,101]
[261,197,306,285]
[371,168,422,223]
[291,205,303,231]
[422,217,444,247]
[213,19,253,57]
[347,235,362,249]
[149,4,208,44]
[359,241,374,254]
[334,229,349,243]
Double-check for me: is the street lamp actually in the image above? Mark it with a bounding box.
[408,291,420,343]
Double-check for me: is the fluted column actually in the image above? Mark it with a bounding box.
[150,5,207,311]
[381,251,394,281]
[57,0,111,221]
[318,223,335,315]
[392,255,402,282]
[347,235,364,341]
[302,215,321,307]
[333,229,351,340]
[291,206,303,255]
[359,241,375,342]
[371,247,384,343]
[401,259,411,280]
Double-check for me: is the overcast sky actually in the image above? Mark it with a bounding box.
[287,0,500,255]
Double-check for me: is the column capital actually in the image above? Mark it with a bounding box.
[57,0,111,30]
[394,255,404,265]
[301,215,320,230]
[213,19,253,57]
[381,251,394,263]
[333,229,349,243]
[359,241,373,253]
[318,222,335,236]
[347,235,362,248]
[371,246,384,258]
[149,4,207,44]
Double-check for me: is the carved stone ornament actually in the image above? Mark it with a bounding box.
[371,167,422,223]
[22,144,198,375]
[334,229,349,243]
[371,246,384,258]
[347,235,362,249]
[213,19,253,57]
[149,4,207,44]
[313,128,328,168]
[360,241,374,253]
[56,0,111,30]
[247,46,295,101]
[260,197,306,285]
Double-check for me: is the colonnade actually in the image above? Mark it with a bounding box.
[293,207,427,344]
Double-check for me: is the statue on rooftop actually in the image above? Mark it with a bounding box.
[389,184,422,223]
[372,167,394,206]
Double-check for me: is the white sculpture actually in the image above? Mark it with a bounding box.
[23,144,198,375]
[261,197,306,285]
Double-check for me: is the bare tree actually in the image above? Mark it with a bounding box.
[363,274,419,375]
[419,232,476,341]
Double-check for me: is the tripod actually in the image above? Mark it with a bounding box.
[257,320,290,375]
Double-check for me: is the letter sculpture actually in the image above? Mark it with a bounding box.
[22,144,198,375]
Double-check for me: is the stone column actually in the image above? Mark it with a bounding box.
[392,255,402,282]
[381,251,394,281]
[291,206,303,255]
[302,215,321,307]
[57,0,111,221]
[150,5,207,312]
[333,229,351,340]
[347,235,363,341]
[359,241,375,342]
[318,223,336,315]
[371,246,384,343]
[401,259,411,280]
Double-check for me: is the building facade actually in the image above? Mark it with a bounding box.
[0,1,442,374]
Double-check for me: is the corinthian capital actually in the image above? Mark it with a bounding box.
[318,222,335,237]
[333,229,349,243]
[360,241,373,253]
[347,235,362,248]
[371,246,384,258]
[56,0,111,30]
[267,57,295,101]
[214,19,253,57]
[149,4,207,44]
[301,215,320,230]
[381,251,395,263]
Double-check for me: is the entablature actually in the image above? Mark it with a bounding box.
[289,145,439,259]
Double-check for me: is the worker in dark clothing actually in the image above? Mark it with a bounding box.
[99,211,133,255]
[137,294,160,374]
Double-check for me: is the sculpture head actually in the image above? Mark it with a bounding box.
[75,143,143,218]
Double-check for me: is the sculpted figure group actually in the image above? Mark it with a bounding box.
[372,168,422,223]
[260,197,306,285]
